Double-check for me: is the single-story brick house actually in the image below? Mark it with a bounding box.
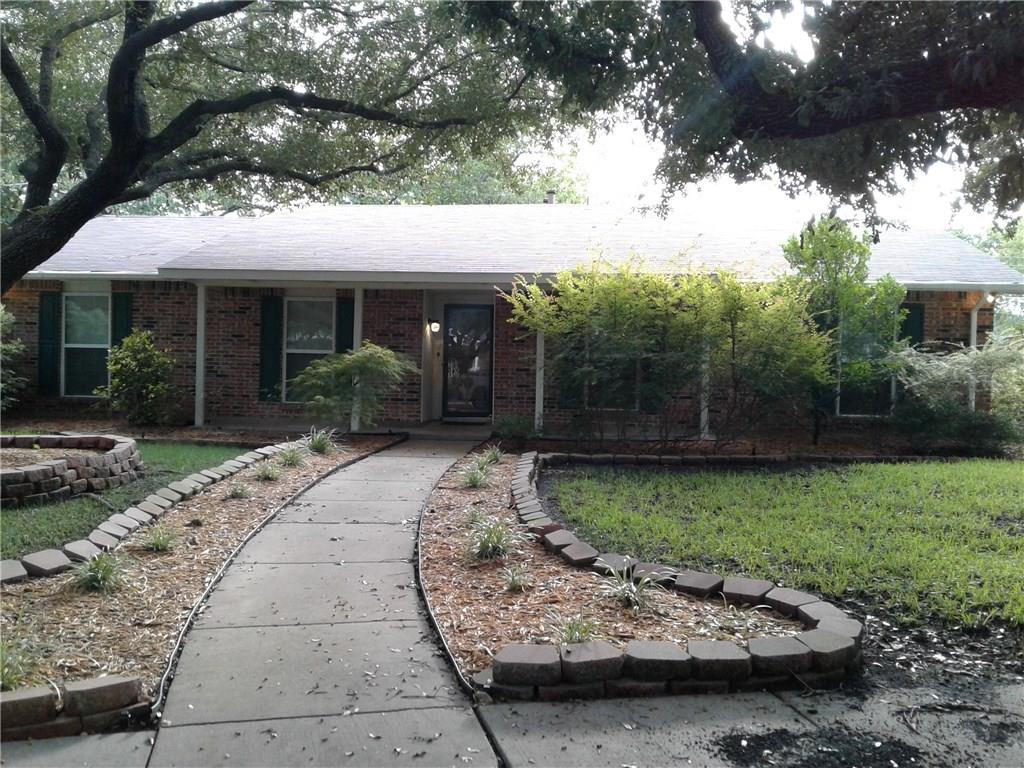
[5,205,1023,434]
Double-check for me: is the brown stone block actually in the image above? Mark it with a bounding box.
[0,686,57,727]
[560,641,624,683]
[688,640,752,681]
[493,644,561,686]
[64,676,142,716]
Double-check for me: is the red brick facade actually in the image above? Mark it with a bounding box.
[1,281,1001,428]
[362,289,424,423]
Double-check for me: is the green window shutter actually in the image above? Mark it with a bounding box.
[259,295,283,402]
[900,303,925,345]
[111,293,133,346]
[37,292,61,396]
[335,297,354,352]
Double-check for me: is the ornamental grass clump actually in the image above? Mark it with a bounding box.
[141,524,177,553]
[476,444,504,468]
[255,462,281,482]
[600,567,664,615]
[462,465,491,489]
[304,426,337,455]
[277,446,306,467]
[71,553,125,594]
[502,563,530,593]
[468,518,527,560]
[551,611,599,644]
[227,484,252,500]
[0,640,38,691]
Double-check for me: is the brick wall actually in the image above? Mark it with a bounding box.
[492,296,536,421]
[361,289,424,423]
[3,280,62,397]
[905,290,993,346]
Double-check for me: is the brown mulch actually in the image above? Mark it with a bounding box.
[419,450,801,679]
[1,447,105,466]
[0,435,395,698]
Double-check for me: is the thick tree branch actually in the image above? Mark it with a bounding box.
[148,87,478,158]
[1,38,69,212]
[685,1,1024,140]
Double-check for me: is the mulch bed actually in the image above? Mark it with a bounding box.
[419,449,801,680]
[1,447,105,465]
[0,435,394,698]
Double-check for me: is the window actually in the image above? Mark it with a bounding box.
[283,298,334,401]
[63,293,110,397]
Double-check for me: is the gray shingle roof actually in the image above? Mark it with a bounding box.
[29,204,1024,291]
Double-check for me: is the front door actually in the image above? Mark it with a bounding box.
[442,304,493,418]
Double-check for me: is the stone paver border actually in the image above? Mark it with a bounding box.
[1,436,300,586]
[472,451,869,702]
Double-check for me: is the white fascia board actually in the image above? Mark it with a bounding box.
[26,271,162,281]
[901,281,1024,293]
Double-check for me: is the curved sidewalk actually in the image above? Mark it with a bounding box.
[149,439,493,767]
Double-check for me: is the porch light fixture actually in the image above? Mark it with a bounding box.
[428,318,441,333]
[985,293,996,303]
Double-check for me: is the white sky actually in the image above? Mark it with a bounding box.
[570,121,995,236]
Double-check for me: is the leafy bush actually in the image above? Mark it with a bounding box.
[0,304,26,412]
[255,462,281,481]
[227,484,252,499]
[141,524,177,553]
[291,342,418,429]
[71,553,125,593]
[892,398,1020,456]
[0,639,37,690]
[492,415,538,439]
[550,611,599,644]
[95,330,178,424]
[468,518,526,560]
[502,563,530,593]
[462,466,491,488]
[304,426,337,455]
[599,567,664,614]
[277,446,306,467]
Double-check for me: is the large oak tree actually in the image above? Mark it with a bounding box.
[463,1,1024,225]
[0,0,564,293]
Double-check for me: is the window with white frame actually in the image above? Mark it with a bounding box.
[283,298,334,401]
[63,293,111,397]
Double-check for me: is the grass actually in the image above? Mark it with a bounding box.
[0,639,39,690]
[0,441,240,560]
[554,461,1024,628]
[70,553,125,593]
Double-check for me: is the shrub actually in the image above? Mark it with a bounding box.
[492,415,538,440]
[141,524,177,553]
[291,342,418,429]
[468,518,526,560]
[551,611,599,644]
[502,563,530,593]
[462,466,491,488]
[95,330,178,424]
[277,446,306,467]
[304,426,336,455]
[227,484,252,499]
[0,640,38,691]
[71,553,125,593]
[255,462,281,481]
[0,304,26,412]
[600,567,664,614]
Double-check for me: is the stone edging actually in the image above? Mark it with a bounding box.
[1,434,143,507]
[0,676,148,742]
[0,440,296,585]
[473,451,866,702]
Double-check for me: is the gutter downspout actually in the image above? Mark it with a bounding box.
[968,292,994,411]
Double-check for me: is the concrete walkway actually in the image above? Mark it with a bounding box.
[148,439,494,767]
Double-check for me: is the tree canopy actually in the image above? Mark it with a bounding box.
[0,1,569,292]
[463,1,1024,226]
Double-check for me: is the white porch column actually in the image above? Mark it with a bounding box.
[194,283,206,427]
[350,287,364,432]
[534,330,545,432]
[967,292,993,411]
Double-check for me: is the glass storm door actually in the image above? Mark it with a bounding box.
[442,304,493,418]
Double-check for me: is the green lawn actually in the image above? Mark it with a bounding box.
[553,461,1024,627]
[1,441,241,560]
